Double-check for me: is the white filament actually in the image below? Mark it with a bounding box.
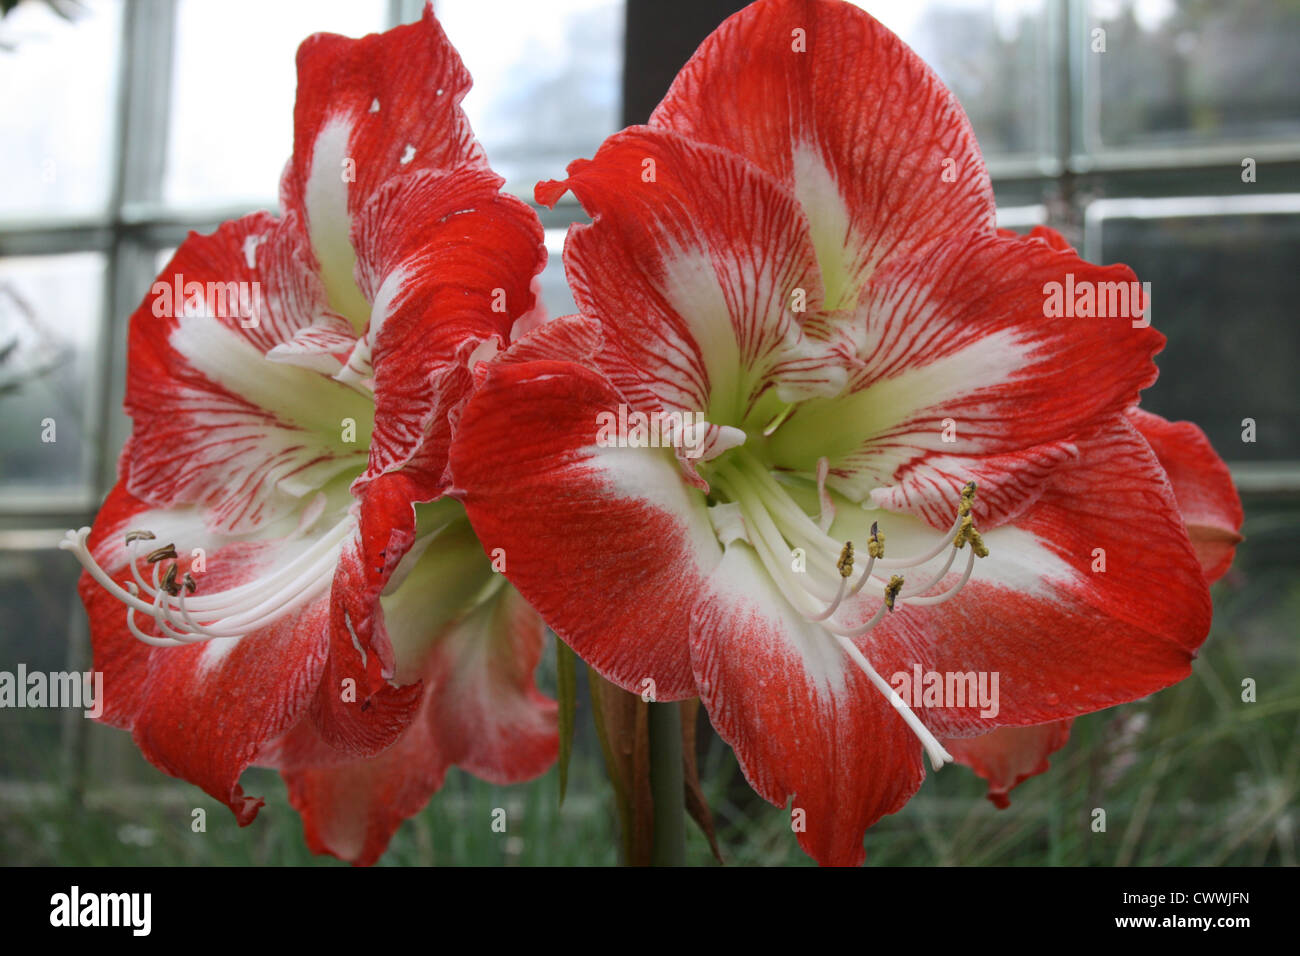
[60,515,355,648]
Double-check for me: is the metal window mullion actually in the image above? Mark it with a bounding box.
[92,0,177,499]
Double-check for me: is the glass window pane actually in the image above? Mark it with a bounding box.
[0,253,106,499]
[0,546,83,784]
[0,0,123,220]
[539,228,575,319]
[853,0,1052,160]
[164,0,389,209]
[1084,0,1300,151]
[1093,204,1300,461]
[438,0,624,196]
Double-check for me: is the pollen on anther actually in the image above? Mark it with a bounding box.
[884,574,904,610]
[124,529,156,544]
[867,522,885,559]
[836,541,854,578]
[959,480,977,517]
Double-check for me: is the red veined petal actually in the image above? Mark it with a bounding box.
[537,125,844,425]
[310,472,424,757]
[267,583,554,865]
[855,415,1211,738]
[767,228,1164,530]
[450,359,722,700]
[275,691,450,866]
[125,214,372,536]
[1127,407,1243,582]
[280,4,488,326]
[77,487,338,825]
[943,720,1073,808]
[650,0,996,308]
[130,595,330,826]
[691,544,925,866]
[350,166,545,500]
[424,585,557,784]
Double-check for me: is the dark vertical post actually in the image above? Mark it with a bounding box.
[622,0,751,126]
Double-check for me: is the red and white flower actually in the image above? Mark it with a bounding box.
[945,404,1243,807]
[449,0,1243,865]
[62,6,555,865]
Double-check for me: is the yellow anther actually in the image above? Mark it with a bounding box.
[867,522,885,559]
[884,574,904,611]
[836,541,854,578]
[954,514,974,549]
[959,480,977,517]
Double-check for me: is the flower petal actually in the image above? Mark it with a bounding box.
[691,543,925,866]
[650,0,996,308]
[350,166,545,500]
[125,214,371,536]
[424,585,557,783]
[76,486,337,824]
[309,472,424,758]
[275,695,450,866]
[837,415,1211,737]
[943,719,1073,808]
[280,5,488,326]
[268,582,554,865]
[767,228,1164,530]
[1127,407,1243,582]
[451,359,722,700]
[537,125,842,426]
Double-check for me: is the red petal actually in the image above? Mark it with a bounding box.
[650,0,995,306]
[351,166,545,500]
[450,359,721,700]
[309,472,424,758]
[130,595,330,826]
[537,125,842,422]
[280,4,488,320]
[943,720,1073,808]
[276,695,450,866]
[424,586,557,784]
[862,415,1211,737]
[691,545,924,866]
[768,228,1165,531]
[77,481,344,824]
[124,214,371,535]
[267,584,554,865]
[1127,407,1243,582]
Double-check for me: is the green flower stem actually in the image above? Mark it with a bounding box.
[648,700,686,866]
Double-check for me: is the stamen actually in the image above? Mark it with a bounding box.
[715,452,989,769]
[883,574,904,611]
[60,516,354,647]
[145,544,177,564]
[834,634,952,769]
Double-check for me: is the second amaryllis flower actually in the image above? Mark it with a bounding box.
[449,0,1243,865]
[62,6,556,865]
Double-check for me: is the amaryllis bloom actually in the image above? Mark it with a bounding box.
[60,7,556,865]
[448,0,1243,865]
